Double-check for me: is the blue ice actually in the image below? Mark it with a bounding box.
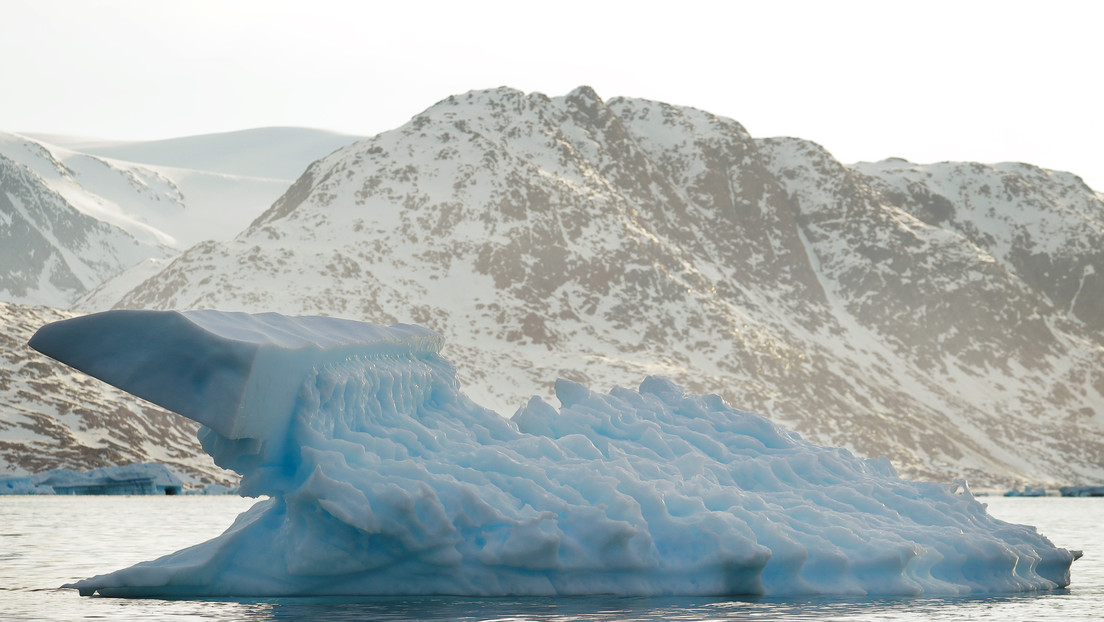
[0,463,182,495]
[29,310,1079,597]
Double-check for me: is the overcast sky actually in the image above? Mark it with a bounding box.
[4,0,1102,190]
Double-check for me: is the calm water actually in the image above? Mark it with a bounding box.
[1,495,1100,621]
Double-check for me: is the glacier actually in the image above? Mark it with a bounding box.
[29,310,1079,597]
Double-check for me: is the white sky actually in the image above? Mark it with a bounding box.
[3,0,1102,190]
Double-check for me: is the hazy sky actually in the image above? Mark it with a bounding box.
[4,0,1102,190]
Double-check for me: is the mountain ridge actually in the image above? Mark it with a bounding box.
[29,126,364,181]
[101,86,1104,487]
[0,151,169,307]
[0,128,365,308]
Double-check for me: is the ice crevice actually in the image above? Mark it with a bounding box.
[28,310,1079,597]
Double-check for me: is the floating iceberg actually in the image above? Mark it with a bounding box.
[0,462,183,495]
[29,310,1078,597]
[1059,485,1104,497]
[0,476,51,494]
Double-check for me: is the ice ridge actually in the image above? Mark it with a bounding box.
[29,310,1078,597]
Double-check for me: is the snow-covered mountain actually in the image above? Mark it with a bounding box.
[101,87,1104,488]
[0,149,170,307]
[32,126,365,181]
[0,128,363,482]
[0,128,364,308]
[852,158,1104,330]
[0,302,232,486]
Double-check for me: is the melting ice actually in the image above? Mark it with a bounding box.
[29,310,1078,597]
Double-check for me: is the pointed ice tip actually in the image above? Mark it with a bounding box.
[61,581,94,596]
[554,378,591,407]
[511,395,558,436]
[29,310,443,441]
[28,310,260,438]
[639,376,684,399]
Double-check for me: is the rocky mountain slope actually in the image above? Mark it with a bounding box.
[0,150,170,307]
[102,87,1104,488]
[0,302,232,486]
[0,129,364,308]
[1,128,364,482]
[852,158,1104,330]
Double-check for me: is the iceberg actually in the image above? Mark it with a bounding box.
[1059,485,1104,497]
[0,463,183,495]
[29,310,1079,597]
[0,476,51,494]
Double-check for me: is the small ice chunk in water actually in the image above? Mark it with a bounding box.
[29,310,1080,597]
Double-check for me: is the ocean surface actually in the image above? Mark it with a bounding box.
[1,495,1099,621]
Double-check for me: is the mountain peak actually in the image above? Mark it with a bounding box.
[563,85,607,118]
[566,84,602,102]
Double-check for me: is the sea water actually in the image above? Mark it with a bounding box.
[1,495,1100,621]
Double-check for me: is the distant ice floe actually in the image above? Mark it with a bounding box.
[1059,485,1104,497]
[29,310,1080,597]
[0,462,182,495]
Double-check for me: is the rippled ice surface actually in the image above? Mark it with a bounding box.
[1,496,1100,621]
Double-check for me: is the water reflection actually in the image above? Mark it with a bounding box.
[74,591,1077,622]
